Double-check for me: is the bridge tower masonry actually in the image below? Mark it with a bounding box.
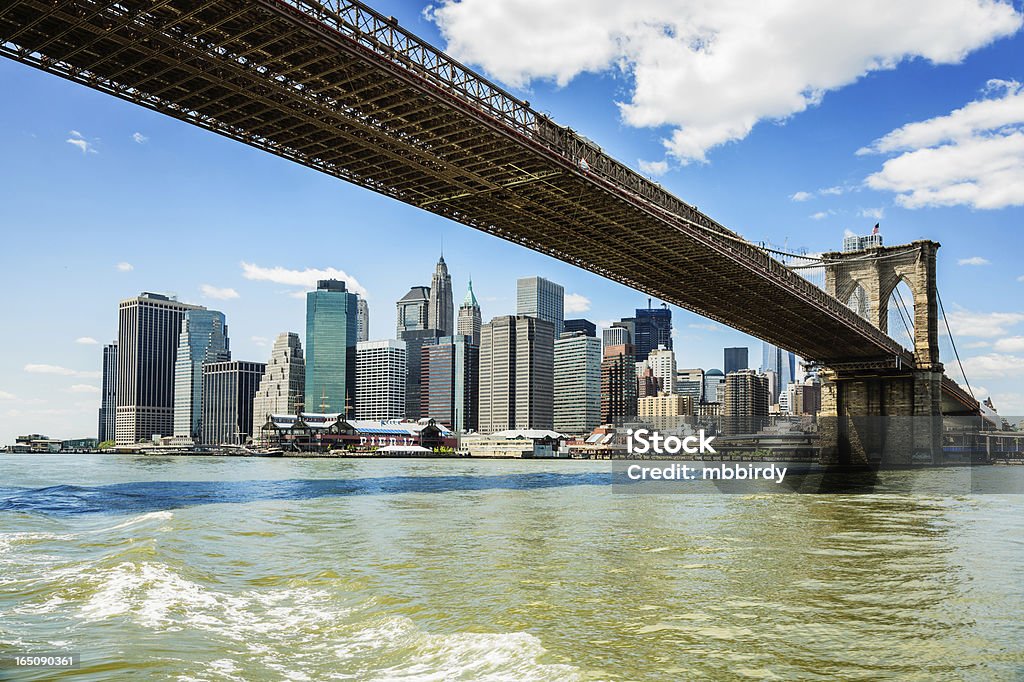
[818,241,943,467]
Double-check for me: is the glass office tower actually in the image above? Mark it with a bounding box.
[305,279,358,415]
[173,309,230,441]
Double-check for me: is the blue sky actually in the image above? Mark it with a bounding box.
[1,0,1023,443]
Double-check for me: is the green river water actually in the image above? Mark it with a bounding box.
[1,455,1022,680]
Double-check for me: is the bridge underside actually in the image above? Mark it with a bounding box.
[0,0,977,425]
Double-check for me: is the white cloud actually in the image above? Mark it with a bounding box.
[862,79,1024,209]
[0,391,15,400]
[1019,275,1024,282]
[958,256,991,266]
[963,340,991,349]
[688,322,722,332]
[200,284,240,300]
[818,186,846,196]
[429,0,1021,164]
[564,292,591,313]
[960,353,1024,379]
[132,132,148,144]
[994,336,1024,353]
[67,384,100,394]
[991,391,1024,414]
[116,262,134,272]
[241,262,367,297]
[75,337,99,345]
[24,363,101,379]
[790,191,813,202]
[251,336,270,347]
[66,129,97,154]
[810,211,831,220]
[638,159,669,176]
[859,207,885,220]
[943,309,1024,338]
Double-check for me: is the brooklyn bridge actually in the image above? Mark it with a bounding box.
[0,0,981,464]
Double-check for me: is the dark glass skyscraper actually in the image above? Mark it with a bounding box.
[632,305,672,362]
[563,319,597,337]
[724,347,749,375]
[421,335,478,433]
[305,279,358,415]
[400,328,442,419]
[98,343,117,443]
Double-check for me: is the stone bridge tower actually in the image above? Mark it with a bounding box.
[818,241,943,467]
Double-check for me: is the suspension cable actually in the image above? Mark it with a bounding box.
[936,286,974,400]
[892,287,914,345]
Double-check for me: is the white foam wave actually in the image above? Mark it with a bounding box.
[74,561,579,680]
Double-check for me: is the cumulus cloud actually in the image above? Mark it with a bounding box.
[810,211,832,220]
[564,292,591,313]
[132,132,148,144]
[200,284,240,300]
[994,336,1024,353]
[116,262,134,272]
[241,262,368,297]
[818,186,846,196]
[859,207,885,220]
[75,337,99,345]
[790,191,813,202]
[429,0,1021,164]
[942,309,1024,338]
[958,256,991,266]
[638,159,668,176]
[24,363,101,379]
[960,353,1024,379]
[862,79,1024,209]
[66,129,97,154]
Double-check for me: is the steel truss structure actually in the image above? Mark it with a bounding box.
[0,0,976,410]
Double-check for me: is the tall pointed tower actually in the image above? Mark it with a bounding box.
[458,278,482,346]
[428,254,454,337]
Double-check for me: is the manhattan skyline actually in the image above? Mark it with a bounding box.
[2,0,1023,445]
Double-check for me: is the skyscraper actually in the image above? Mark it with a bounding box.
[724,347,749,375]
[428,255,454,337]
[396,286,430,335]
[633,304,672,362]
[517,276,564,337]
[356,339,407,420]
[251,332,305,435]
[173,309,230,441]
[97,343,117,443]
[457,278,482,346]
[646,346,677,394]
[761,342,796,403]
[478,315,555,433]
[563,319,597,337]
[602,323,631,349]
[601,343,637,425]
[356,297,370,343]
[703,369,725,403]
[400,328,442,419]
[422,335,478,432]
[201,360,265,445]
[116,292,203,445]
[305,279,358,415]
[722,370,769,435]
[554,331,601,435]
[676,368,704,402]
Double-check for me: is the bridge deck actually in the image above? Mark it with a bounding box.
[0,0,926,370]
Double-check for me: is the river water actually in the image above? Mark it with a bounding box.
[1,455,1022,681]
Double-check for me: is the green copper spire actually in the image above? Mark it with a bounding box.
[462,278,479,308]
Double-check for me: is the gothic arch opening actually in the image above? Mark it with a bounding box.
[845,283,872,323]
[886,278,916,351]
